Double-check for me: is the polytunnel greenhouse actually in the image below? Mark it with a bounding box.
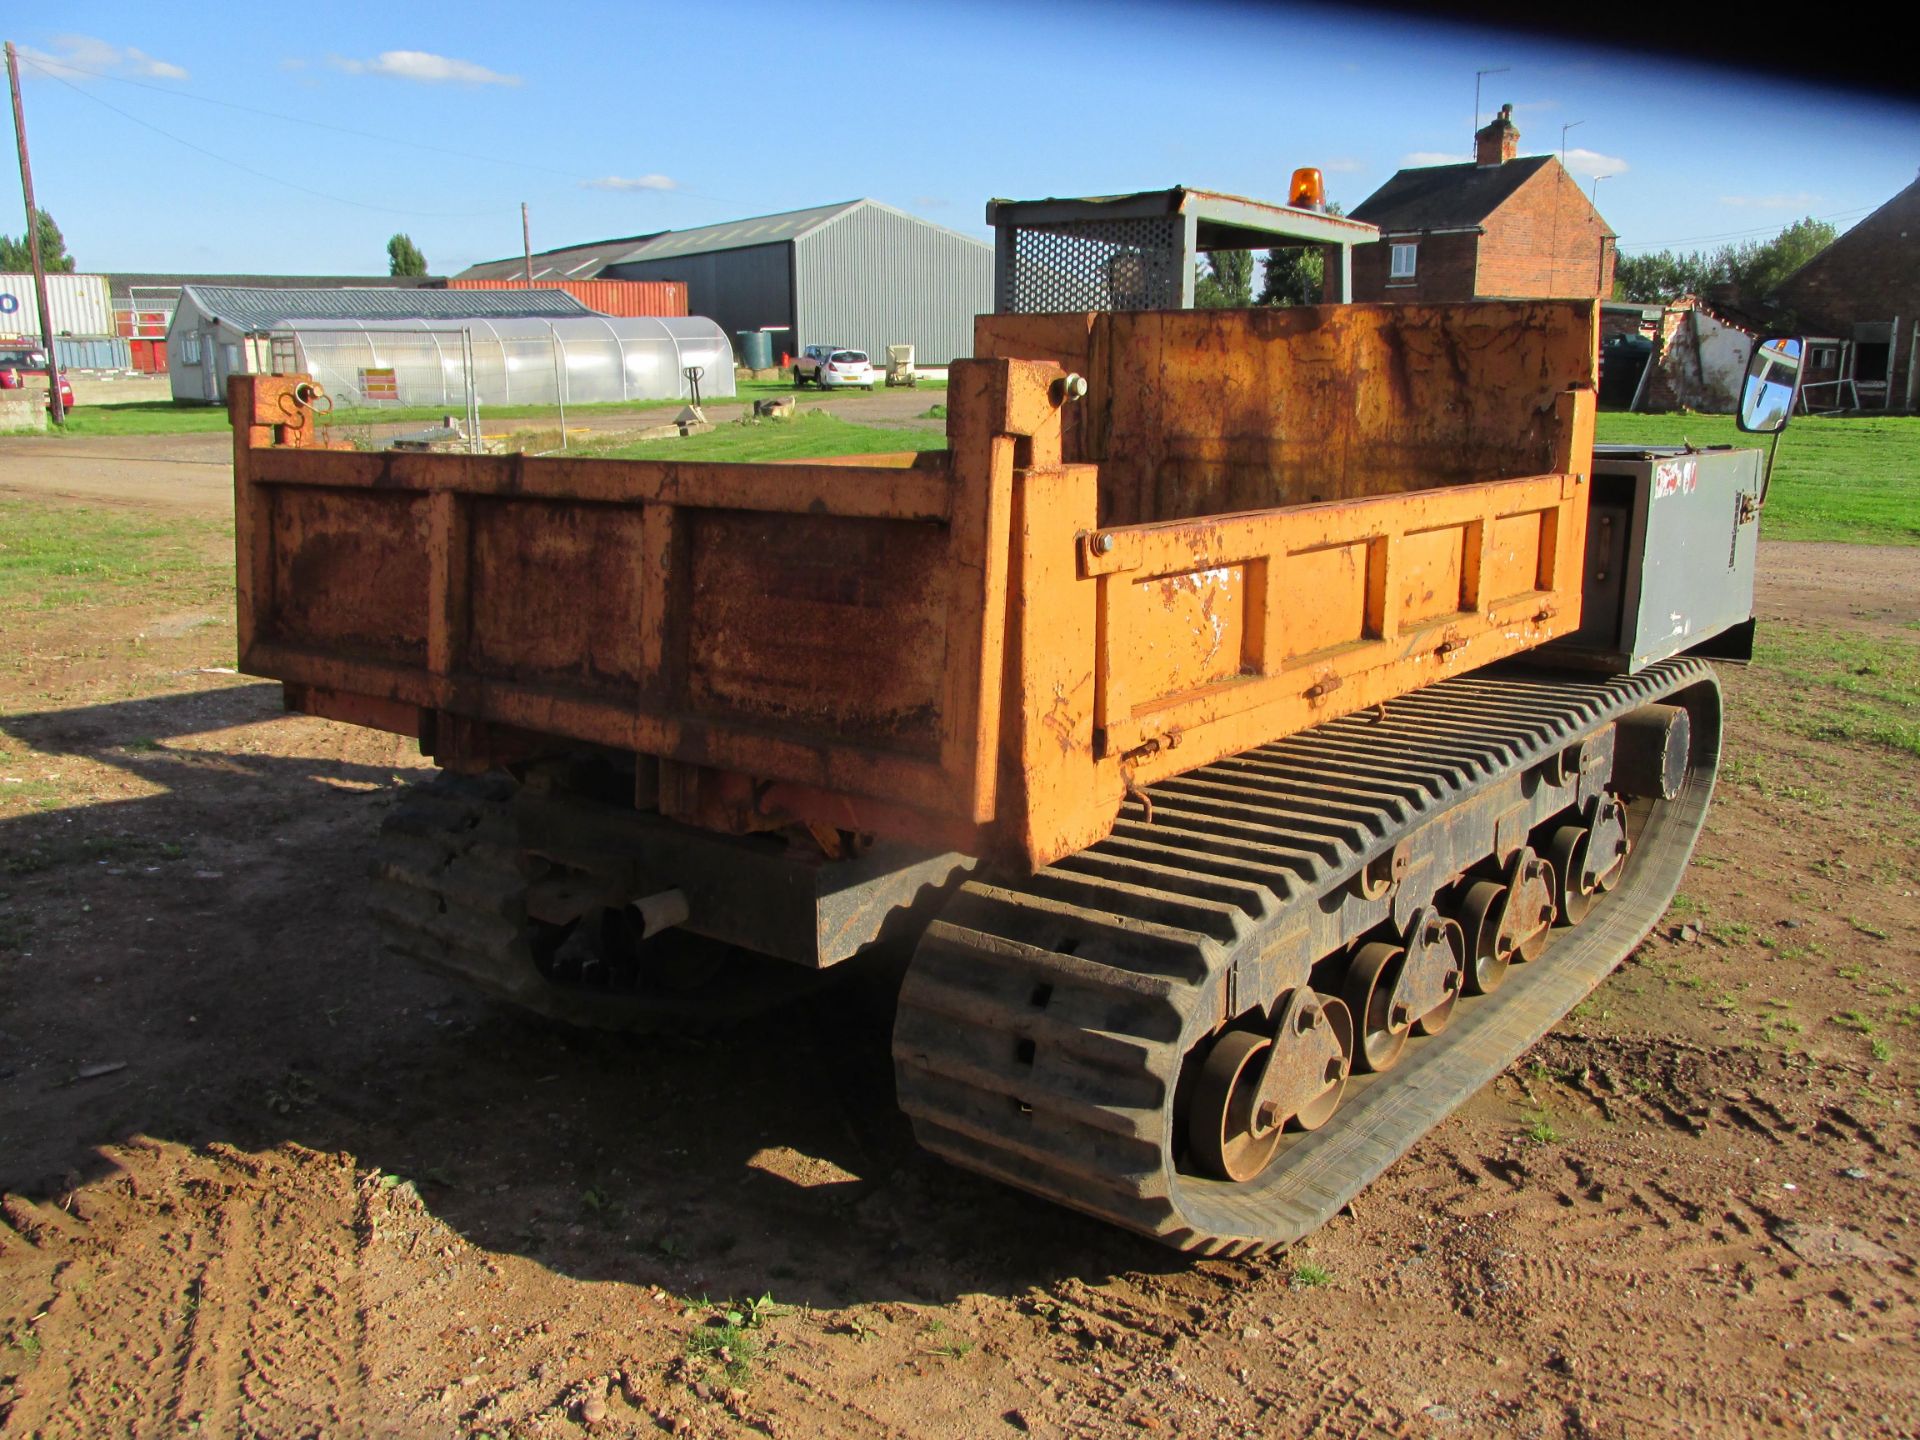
[268,315,737,408]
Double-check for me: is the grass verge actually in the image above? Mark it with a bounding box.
[1750,624,1919,758]
[591,411,946,463]
[0,501,231,612]
[10,376,947,438]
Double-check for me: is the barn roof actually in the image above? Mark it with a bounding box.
[454,199,990,282]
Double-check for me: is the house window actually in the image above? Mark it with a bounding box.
[180,335,201,364]
[1390,243,1418,279]
[1811,344,1838,369]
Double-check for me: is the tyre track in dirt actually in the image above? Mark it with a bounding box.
[0,1143,375,1437]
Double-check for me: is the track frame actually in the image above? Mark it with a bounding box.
[894,659,1722,1254]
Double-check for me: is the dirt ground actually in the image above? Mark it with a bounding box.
[1,440,1917,1439]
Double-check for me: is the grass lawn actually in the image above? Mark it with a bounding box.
[319,376,944,428]
[13,401,234,437]
[1750,622,1920,760]
[592,411,945,463]
[0,501,230,612]
[1595,412,1920,545]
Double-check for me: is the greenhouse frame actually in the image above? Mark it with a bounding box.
[269,315,737,409]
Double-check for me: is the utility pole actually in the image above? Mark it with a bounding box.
[5,41,64,426]
[521,202,534,288]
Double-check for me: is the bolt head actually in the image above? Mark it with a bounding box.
[1095,533,1115,554]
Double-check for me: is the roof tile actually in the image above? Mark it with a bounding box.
[1350,156,1554,234]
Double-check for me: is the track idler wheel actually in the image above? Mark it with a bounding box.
[1342,907,1465,1072]
[1188,990,1354,1182]
[1456,847,1558,995]
[1546,795,1632,926]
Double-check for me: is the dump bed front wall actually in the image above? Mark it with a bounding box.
[974,300,1599,526]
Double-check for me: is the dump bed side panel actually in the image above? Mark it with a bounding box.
[231,369,1067,848]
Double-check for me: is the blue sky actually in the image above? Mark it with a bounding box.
[8,1,1917,277]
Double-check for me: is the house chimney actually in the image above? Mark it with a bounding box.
[1475,103,1519,167]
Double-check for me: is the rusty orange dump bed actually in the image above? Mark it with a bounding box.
[234,301,1597,870]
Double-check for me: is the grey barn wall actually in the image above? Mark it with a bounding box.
[606,244,793,358]
[794,207,991,366]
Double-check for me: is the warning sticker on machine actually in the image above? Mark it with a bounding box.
[1653,458,1699,499]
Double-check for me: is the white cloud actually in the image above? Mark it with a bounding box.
[1717,191,1821,209]
[332,50,520,86]
[1560,147,1628,179]
[580,174,679,192]
[23,34,188,81]
[1402,151,1467,167]
[1319,158,1363,174]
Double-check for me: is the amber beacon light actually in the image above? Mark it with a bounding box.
[1289,167,1326,211]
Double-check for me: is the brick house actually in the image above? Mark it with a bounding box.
[1771,174,1919,411]
[1335,105,1616,303]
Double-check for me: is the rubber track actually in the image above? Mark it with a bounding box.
[893,659,1722,1255]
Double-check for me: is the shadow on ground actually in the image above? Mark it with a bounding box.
[0,683,1190,1310]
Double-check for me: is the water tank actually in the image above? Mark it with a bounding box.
[735,330,773,371]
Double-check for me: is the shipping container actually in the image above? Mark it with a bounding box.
[130,338,169,373]
[48,337,133,371]
[445,277,686,318]
[115,305,174,339]
[0,273,115,340]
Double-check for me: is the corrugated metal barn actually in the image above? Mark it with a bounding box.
[457,200,993,366]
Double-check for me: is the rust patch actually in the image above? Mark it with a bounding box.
[685,509,950,754]
[267,486,429,663]
[467,497,648,690]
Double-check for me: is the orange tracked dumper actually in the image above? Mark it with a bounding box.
[232,297,1797,1252]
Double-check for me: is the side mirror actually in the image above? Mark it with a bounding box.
[1737,336,1803,433]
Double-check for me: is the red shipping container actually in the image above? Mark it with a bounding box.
[445,278,686,318]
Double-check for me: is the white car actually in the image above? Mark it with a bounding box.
[794,345,876,390]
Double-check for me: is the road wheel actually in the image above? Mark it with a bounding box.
[792,367,805,387]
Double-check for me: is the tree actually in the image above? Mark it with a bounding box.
[0,210,76,273]
[1613,216,1836,304]
[1734,216,1836,297]
[387,233,429,277]
[1194,249,1254,308]
[1258,202,1344,307]
[1258,245,1324,306]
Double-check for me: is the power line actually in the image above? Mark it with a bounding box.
[19,50,578,178]
[18,51,729,208]
[22,58,517,220]
[1617,205,1872,252]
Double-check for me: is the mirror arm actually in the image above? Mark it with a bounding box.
[1757,427,1782,510]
